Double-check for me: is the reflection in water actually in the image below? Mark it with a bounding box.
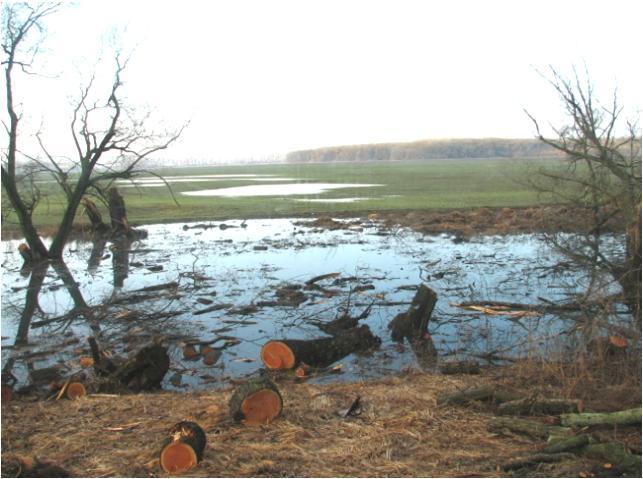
[111,238,131,289]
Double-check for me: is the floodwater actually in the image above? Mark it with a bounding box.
[182,183,383,197]
[0,218,625,391]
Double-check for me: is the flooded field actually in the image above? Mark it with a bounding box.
[0,217,625,392]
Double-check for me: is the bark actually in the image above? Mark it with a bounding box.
[261,325,380,369]
[15,263,48,345]
[498,397,583,416]
[583,442,641,476]
[561,408,641,427]
[489,416,572,439]
[112,344,170,391]
[229,372,283,424]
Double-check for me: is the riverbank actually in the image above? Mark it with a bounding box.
[2,363,640,478]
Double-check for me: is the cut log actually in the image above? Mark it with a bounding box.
[439,360,481,375]
[561,408,641,427]
[159,421,206,474]
[438,384,521,406]
[229,373,283,425]
[498,397,583,416]
[502,452,577,471]
[65,382,86,400]
[183,345,200,361]
[489,416,572,439]
[583,442,642,476]
[1,385,13,402]
[542,434,591,454]
[388,284,437,342]
[260,325,380,369]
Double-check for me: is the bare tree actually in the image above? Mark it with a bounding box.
[526,67,641,325]
[2,2,184,260]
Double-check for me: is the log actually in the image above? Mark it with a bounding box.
[65,382,86,400]
[560,408,641,427]
[502,453,577,471]
[114,344,170,391]
[542,434,591,454]
[498,397,583,416]
[583,442,641,476]
[439,360,481,375]
[388,284,437,342]
[489,416,572,439]
[229,373,283,425]
[260,325,380,369]
[159,421,206,474]
[438,384,520,406]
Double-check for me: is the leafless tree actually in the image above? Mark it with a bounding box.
[2,2,184,260]
[526,67,641,326]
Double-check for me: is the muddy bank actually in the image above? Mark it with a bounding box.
[2,368,640,478]
[0,205,621,240]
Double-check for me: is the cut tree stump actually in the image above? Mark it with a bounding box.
[388,284,437,342]
[498,397,583,416]
[561,407,641,427]
[159,421,206,474]
[81,197,109,234]
[260,325,380,369]
[229,373,283,425]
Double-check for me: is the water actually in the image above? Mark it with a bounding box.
[0,218,625,391]
[181,183,383,197]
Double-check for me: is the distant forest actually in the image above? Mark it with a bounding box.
[285,138,565,163]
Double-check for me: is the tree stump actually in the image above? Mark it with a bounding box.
[159,421,206,474]
[388,284,437,341]
[81,197,109,234]
[229,373,283,425]
[108,187,130,235]
[260,325,380,370]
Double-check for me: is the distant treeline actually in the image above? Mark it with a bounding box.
[285,138,565,163]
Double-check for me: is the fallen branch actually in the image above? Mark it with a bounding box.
[502,452,576,471]
[489,416,572,439]
[438,384,520,406]
[498,397,583,416]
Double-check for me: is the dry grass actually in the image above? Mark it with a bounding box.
[2,371,544,478]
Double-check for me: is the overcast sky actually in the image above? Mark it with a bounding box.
[9,0,643,162]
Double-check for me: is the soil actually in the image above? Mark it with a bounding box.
[2,366,640,478]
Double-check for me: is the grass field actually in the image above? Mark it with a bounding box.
[2,158,558,230]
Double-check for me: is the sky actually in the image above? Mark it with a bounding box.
[6,0,643,163]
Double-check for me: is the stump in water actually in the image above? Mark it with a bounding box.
[108,187,130,235]
[261,325,380,370]
[159,421,206,474]
[389,284,438,369]
[229,373,283,425]
[389,284,437,341]
[115,344,170,391]
[81,197,109,234]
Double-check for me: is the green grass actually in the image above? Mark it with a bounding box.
[2,158,558,230]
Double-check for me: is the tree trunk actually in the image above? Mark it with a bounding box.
[1,172,49,260]
[229,373,283,425]
[108,187,130,235]
[260,325,380,369]
[560,408,641,427]
[48,175,89,259]
[81,197,108,233]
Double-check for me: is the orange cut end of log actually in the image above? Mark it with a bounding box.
[160,442,198,473]
[609,335,627,348]
[1,385,13,402]
[260,341,295,369]
[240,389,282,425]
[18,243,29,253]
[201,345,214,356]
[183,345,200,360]
[66,382,86,400]
[79,356,94,368]
[203,350,220,366]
